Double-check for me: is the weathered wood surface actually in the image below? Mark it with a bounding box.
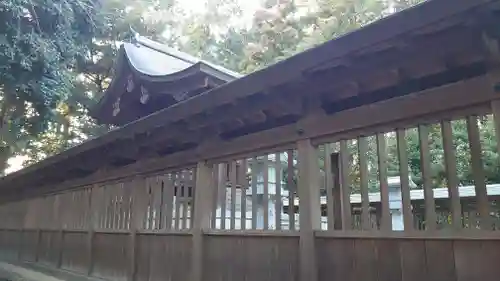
[203,235,299,281]
[1,3,500,280]
[61,231,88,274]
[1,228,500,281]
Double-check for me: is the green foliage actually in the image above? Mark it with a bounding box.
[20,0,177,166]
[0,0,104,172]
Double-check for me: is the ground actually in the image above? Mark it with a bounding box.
[0,262,100,281]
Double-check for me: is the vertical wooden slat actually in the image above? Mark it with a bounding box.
[324,144,335,231]
[219,165,227,230]
[297,139,320,281]
[56,194,65,268]
[103,186,111,229]
[251,158,258,230]
[181,184,189,229]
[163,174,175,230]
[181,172,190,230]
[34,198,42,262]
[119,184,127,229]
[95,187,103,229]
[331,153,343,230]
[441,120,462,229]
[492,99,500,159]
[263,155,269,230]
[180,181,185,230]
[174,173,182,230]
[210,166,219,229]
[109,186,117,229]
[152,177,163,230]
[339,140,352,230]
[190,161,214,281]
[239,160,248,230]
[230,162,237,230]
[114,185,122,229]
[86,187,94,275]
[376,133,392,232]
[80,190,87,229]
[188,170,195,229]
[467,115,490,230]
[107,187,115,229]
[73,191,79,229]
[275,153,282,230]
[180,185,186,230]
[358,137,371,231]
[149,178,156,230]
[71,192,77,229]
[123,183,132,230]
[397,129,414,231]
[129,177,147,281]
[419,124,437,231]
[287,150,296,230]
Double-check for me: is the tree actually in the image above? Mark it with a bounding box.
[0,0,105,173]
[21,0,178,166]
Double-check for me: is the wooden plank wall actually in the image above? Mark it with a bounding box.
[316,236,500,281]
[0,168,196,281]
[1,85,500,281]
[203,234,299,281]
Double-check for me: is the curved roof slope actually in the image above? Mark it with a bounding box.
[91,34,240,125]
[130,35,241,80]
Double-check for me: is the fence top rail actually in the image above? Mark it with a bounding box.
[1,0,500,200]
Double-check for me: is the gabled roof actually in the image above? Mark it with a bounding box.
[91,34,240,125]
[124,34,240,81]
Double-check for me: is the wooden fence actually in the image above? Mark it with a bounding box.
[1,76,500,280]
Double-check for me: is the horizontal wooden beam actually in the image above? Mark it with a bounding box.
[3,73,497,202]
[188,91,302,131]
[307,28,485,98]
[196,74,497,163]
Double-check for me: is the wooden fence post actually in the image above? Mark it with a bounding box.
[296,139,321,281]
[128,177,147,281]
[57,230,64,268]
[17,228,23,261]
[34,229,41,262]
[87,186,95,275]
[56,195,64,268]
[190,161,214,281]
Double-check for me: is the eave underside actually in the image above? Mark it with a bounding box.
[2,0,500,200]
[91,45,237,126]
